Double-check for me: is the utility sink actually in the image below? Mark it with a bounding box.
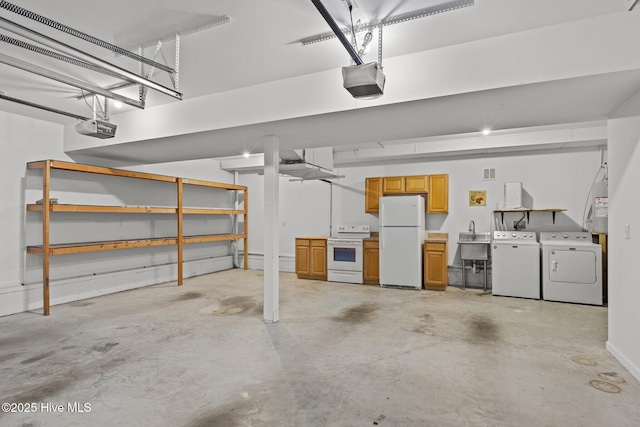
[457,232,491,260]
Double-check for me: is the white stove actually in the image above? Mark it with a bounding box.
[327,225,371,284]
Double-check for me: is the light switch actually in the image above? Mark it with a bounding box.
[624,224,631,239]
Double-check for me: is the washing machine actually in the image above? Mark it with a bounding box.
[491,231,540,299]
[540,232,602,305]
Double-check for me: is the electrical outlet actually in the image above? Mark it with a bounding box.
[514,220,526,231]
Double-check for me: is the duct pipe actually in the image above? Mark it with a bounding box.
[0,16,182,100]
[310,0,363,65]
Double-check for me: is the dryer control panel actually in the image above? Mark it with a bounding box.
[539,232,592,242]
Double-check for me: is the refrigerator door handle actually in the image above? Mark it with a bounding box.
[380,229,383,250]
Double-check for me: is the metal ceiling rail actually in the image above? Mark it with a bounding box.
[301,0,475,46]
[0,0,174,74]
[0,33,127,81]
[0,52,145,109]
[310,0,363,65]
[0,92,90,121]
[0,16,183,100]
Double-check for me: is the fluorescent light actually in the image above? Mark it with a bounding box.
[243,152,250,158]
[482,128,491,136]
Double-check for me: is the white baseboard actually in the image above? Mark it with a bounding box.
[606,341,640,382]
[244,253,295,272]
[0,256,234,317]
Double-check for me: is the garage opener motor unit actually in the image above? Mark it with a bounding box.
[75,119,117,139]
[342,62,385,98]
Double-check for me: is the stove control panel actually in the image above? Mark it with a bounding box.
[336,224,370,233]
[334,224,371,239]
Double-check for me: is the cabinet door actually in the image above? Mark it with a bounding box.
[383,176,404,194]
[404,175,428,193]
[428,174,449,213]
[424,243,448,290]
[310,244,327,278]
[363,244,379,285]
[365,178,383,213]
[295,241,311,276]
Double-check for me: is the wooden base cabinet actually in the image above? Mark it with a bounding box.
[424,241,448,290]
[363,239,379,285]
[295,238,327,280]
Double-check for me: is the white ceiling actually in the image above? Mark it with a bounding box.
[1,0,639,164]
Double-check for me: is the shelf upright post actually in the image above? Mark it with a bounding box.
[42,160,51,315]
[177,178,184,286]
[244,187,248,270]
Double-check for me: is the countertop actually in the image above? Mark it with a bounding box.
[425,232,448,243]
[296,236,329,240]
[362,233,448,243]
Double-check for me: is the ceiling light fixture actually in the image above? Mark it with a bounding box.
[243,152,250,158]
[482,129,491,136]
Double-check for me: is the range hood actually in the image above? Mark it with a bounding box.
[278,147,338,180]
[219,147,340,180]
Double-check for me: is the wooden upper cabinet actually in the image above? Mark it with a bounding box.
[365,178,383,213]
[365,174,449,214]
[404,175,429,193]
[428,174,449,213]
[382,176,404,194]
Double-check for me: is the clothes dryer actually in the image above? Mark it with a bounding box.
[540,232,602,305]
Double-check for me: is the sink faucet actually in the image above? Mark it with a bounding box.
[469,220,476,241]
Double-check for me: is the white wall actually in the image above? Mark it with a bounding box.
[0,111,238,317]
[607,112,640,382]
[241,147,603,269]
[239,174,330,271]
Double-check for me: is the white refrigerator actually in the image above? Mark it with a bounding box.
[379,195,425,289]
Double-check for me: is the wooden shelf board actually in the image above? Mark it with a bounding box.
[27,204,244,215]
[182,208,245,215]
[27,204,177,214]
[28,160,177,183]
[27,234,246,255]
[182,178,246,191]
[183,234,245,244]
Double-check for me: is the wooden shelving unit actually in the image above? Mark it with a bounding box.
[27,160,248,315]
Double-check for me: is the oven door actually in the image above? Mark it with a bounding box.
[327,239,363,272]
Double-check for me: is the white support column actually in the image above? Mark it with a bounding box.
[263,135,280,323]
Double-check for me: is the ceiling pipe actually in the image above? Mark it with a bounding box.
[0,0,174,74]
[310,0,363,65]
[0,92,90,120]
[0,52,145,109]
[0,16,183,100]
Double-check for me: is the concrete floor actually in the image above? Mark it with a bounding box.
[0,269,638,427]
